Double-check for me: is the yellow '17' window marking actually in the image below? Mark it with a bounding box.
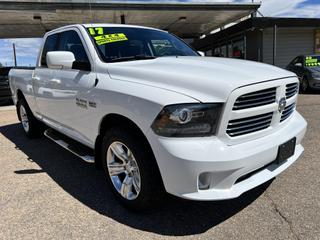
[88,27,104,35]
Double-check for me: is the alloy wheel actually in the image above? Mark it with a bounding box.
[106,141,141,200]
[20,105,29,133]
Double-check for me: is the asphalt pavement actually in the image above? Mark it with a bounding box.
[0,94,319,240]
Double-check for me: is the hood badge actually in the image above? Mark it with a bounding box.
[278,97,287,113]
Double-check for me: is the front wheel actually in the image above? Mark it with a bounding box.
[101,127,165,210]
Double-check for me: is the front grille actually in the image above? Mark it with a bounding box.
[281,103,295,122]
[227,112,273,137]
[286,83,298,99]
[233,87,276,110]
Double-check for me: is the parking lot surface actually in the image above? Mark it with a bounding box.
[0,94,319,240]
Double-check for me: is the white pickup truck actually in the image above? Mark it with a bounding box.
[9,24,307,209]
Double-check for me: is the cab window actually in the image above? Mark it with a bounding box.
[41,34,58,67]
[291,56,303,66]
[58,30,90,64]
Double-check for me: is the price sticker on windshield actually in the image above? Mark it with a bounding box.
[305,56,320,67]
[94,33,128,45]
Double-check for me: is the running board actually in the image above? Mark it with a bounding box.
[44,129,94,164]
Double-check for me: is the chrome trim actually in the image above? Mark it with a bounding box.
[286,83,299,99]
[219,78,299,143]
[227,112,273,137]
[44,129,94,163]
[233,87,277,110]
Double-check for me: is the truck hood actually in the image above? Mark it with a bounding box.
[107,56,296,102]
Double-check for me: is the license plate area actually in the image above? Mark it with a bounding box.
[276,137,296,165]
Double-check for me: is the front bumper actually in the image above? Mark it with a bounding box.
[147,111,307,201]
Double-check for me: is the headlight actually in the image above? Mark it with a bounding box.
[151,103,222,137]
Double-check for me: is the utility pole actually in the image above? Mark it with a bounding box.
[273,24,277,66]
[12,43,17,67]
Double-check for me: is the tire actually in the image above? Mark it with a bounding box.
[101,126,165,210]
[17,98,42,138]
[300,77,309,93]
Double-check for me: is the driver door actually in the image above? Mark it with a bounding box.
[288,56,305,79]
[44,29,97,144]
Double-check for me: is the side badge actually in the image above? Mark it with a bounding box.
[76,98,88,109]
[89,101,97,108]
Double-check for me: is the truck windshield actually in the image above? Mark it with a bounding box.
[86,26,199,62]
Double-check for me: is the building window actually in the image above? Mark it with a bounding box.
[221,45,227,57]
[205,49,213,56]
[228,43,233,57]
[213,47,221,57]
[231,39,245,59]
[212,37,245,59]
[316,30,320,54]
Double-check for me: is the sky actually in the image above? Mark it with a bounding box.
[0,0,320,67]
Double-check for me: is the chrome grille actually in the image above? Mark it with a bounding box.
[227,112,273,137]
[233,87,277,110]
[281,103,295,122]
[286,83,299,99]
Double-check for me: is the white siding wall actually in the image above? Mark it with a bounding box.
[263,28,315,68]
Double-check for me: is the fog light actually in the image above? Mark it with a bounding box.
[198,172,212,190]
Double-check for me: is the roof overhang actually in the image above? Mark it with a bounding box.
[193,17,320,50]
[0,1,260,39]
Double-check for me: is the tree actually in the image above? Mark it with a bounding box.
[0,62,2,67]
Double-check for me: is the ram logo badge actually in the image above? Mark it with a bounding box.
[278,97,287,112]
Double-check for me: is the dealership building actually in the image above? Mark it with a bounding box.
[193,17,320,68]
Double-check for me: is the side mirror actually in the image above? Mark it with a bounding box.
[46,51,75,69]
[198,51,205,57]
[294,62,303,67]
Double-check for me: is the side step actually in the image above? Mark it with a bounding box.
[44,129,94,163]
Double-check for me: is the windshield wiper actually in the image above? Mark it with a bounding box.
[109,55,156,62]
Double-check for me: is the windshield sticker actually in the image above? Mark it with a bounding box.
[88,27,104,36]
[305,56,320,67]
[94,33,128,45]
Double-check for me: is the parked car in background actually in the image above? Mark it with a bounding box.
[0,67,13,105]
[286,55,320,92]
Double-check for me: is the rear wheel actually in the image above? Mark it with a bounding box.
[17,98,42,138]
[101,127,165,210]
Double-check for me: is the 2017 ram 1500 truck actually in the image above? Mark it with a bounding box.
[9,24,307,209]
